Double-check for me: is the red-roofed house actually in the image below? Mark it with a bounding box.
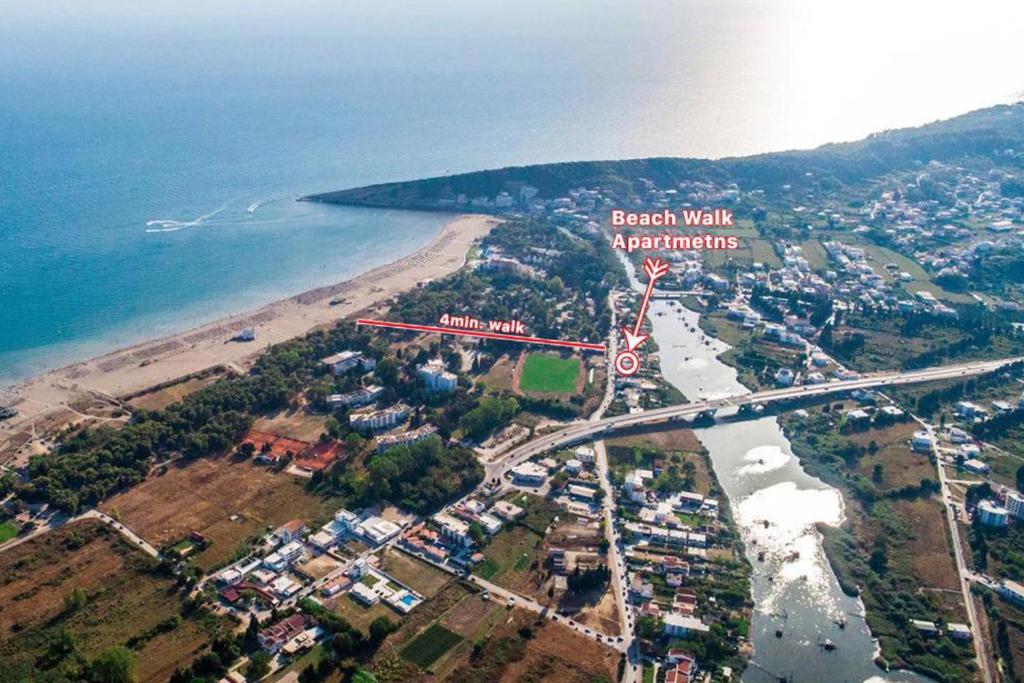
[295,441,345,472]
[242,430,311,465]
[275,519,306,544]
[665,658,695,683]
[258,614,315,654]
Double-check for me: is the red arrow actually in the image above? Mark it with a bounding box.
[622,257,669,352]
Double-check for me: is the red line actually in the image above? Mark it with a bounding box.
[356,318,607,352]
[632,278,657,336]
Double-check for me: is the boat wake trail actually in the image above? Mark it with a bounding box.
[145,201,231,233]
[246,195,289,214]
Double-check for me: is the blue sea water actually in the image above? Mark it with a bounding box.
[2,0,1023,385]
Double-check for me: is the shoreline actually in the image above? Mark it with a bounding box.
[0,213,499,463]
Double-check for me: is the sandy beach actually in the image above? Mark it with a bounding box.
[0,213,498,464]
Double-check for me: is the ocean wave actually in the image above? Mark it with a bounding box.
[145,201,231,233]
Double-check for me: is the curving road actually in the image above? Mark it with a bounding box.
[486,356,1023,482]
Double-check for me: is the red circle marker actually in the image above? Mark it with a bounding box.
[614,350,640,376]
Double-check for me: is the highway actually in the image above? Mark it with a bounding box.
[485,356,1023,482]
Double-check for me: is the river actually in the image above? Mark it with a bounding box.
[620,255,925,682]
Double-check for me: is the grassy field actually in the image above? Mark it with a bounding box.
[474,494,560,593]
[0,520,226,682]
[100,455,340,571]
[0,520,17,543]
[519,353,580,394]
[126,372,225,411]
[399,623,463,669]
[329,593,396,635]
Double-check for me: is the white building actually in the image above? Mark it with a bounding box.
[357,516,402,545]
[434,512,473,547]
[999,580,1024,606]
[774,368,795,387]
[327,385,384,408]
[564,458,583,475]
[321,350,375,375]
[574,446,596,464]
[350,404,409,431]
[511,462,548,486]
[350,582,379,606]
[979,500,1009,527]
[1005,492,1024,520]
[418,359,458,393]
[663,613,710,637]
[963,458,990,475]
[911,431,935,453]
[375,424,439,453]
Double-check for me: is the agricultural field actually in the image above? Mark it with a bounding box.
[370,582,617,683]
[519,353,581,394]
[0,520,227,682]
[99,455,341,571]
[399,623,463,669]
[835,234,973,304]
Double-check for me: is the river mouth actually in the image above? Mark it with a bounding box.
[636,284,927,681]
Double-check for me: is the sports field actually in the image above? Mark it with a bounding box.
[519,353,580,393]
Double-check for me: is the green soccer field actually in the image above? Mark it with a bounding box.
[519,353,580,394]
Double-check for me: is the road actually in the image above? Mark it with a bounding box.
[485,356,1023,482]
[77,509,161,558]
[594,439,641,682]
[920,420,994,683]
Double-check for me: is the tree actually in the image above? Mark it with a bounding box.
[368,616,396,644]
[869,537,889,575]
[65,586,88,612]
[87,646,135,683]
[242,615,261,651]
[1016,464,1024,494]
[468,522,486,546]
[872,464,884,484]
[635,615,663,641]
[246,652,271,681]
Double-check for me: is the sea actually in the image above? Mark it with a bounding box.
[2,0,1022,385]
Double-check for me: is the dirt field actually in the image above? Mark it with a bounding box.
[100,455,340,569]
[380,549,452,597]
[497,617,619,683]
[296,554,344,581]
[847,422,935,491]
[0,520,224,681]
[253,408,329,442]
[480,353,519,394]
[564,588,621,636]
[892,498,962,594]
